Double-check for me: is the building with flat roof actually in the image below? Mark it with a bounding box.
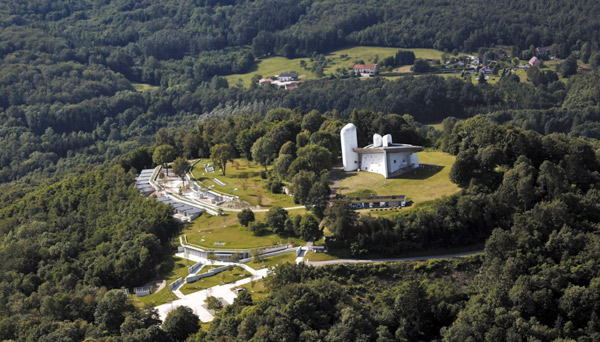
[341,123,422,178]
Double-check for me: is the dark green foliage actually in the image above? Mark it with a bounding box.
[412,59,430,72]
[162,306,200,342]
[237,208,255,227]
[0,166,177,340]
[299,214,322,241]
[265,206,290,235]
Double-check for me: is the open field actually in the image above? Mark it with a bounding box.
[322,46,444,74]
[181,210,305,249]
[132,287,178,307]
[304,251,340,262]
[336,151,459,205]
[191,158,297,209]
[225,46,445,88]
[131,82,160,92]
[225,56,318,87]
[240,279,269,301]
[246,251,297,270]
[179,266,251,295]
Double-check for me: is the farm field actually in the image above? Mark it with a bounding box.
[225,46,446,88]
[225,56,318,88]
[181,210,305,249]
[190,158,297,209]
[336,151,459,206]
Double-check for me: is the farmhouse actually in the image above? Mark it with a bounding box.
[528,56,540,67]
[353,64,378,75]
[278,72,297,82]
[341,123,422,179]
[479,66,492,74]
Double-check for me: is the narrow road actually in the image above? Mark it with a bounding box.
[305,249,484,266]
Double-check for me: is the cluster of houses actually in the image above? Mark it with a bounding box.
[259,72,298,89]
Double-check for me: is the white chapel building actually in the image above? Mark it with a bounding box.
[341,123,422,179]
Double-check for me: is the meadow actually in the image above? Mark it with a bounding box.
[336,151,460,206]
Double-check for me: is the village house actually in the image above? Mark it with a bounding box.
[528,56,540,67]
[278,72,297,82]
[536,46,552,56]
[353,64,378,75]
[479,66,492,74]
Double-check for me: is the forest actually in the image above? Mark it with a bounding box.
[2,0,600,341]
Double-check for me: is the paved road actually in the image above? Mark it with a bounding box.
[305,249,484,266]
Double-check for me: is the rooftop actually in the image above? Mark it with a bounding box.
[354,143,422,154]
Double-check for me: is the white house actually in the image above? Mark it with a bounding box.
[278,72,297,82]
[353,64,378,75]
[341,123,422,179]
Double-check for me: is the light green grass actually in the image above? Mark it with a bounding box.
[246,251,297,270]
[225,56,318,87]
[132,82,160,91]
[226,46,445,88]
[240,279,269,301]
[179,267,252,295]
[132,286,178,307]
[191,158,297,209]
[336,151,459,205]
[304,251,340,262]
[323,46,444,74]
[182,210,305,249]
[130,256,191,307]
[426,122,444,131]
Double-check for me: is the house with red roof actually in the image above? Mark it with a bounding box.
[353,64,378,75]
[528,56,540,67]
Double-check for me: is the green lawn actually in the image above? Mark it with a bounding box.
[225,56,318,87]
[246,251,297,270]
[191,158,297,209]
[226,46,445,88]
[240,279,269,301]
[179,267,252,295]
[130,256,191,307]
[304,251,340,262]
[131,82,160,91]
[132,286,178,307]
[323,46,444,74]
[336,151,460,206]
[182,210,305,249]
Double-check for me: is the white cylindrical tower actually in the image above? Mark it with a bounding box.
[341,123,359,171]
[382,134,392,147]
[373,134,382,147]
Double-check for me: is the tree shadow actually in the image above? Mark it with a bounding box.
[391,164,444,180]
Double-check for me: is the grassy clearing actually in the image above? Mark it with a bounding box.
[191,158,297,209]
[304,251,340,262]
[240,279,269,301]
[132,286,178,307]
[182,210,305,249]
[225,56,317,87]
[130,256,191,307]
[179,267,252,295]
[246,251,297,270]
[131,82,160,91]
[336,151,459,205]
[158,256,193,282]
[226,46,445,88]
[323,46,444,74]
